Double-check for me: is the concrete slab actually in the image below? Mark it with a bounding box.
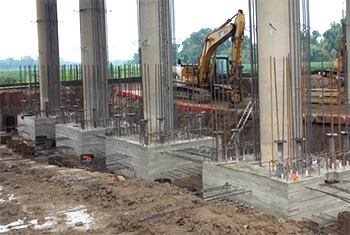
[203,161,350,220]
[17,115,58,141]
[56,123,106,156]
[106,136,213,181]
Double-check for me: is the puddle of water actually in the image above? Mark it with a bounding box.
[0,219,29,233]
[29,219,55,230]
[0,205,94,233]
[8,194,15,201]
[65,206,94,230]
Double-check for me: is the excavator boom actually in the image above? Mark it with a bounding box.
[178,10,245,103]
[198,10,245,86]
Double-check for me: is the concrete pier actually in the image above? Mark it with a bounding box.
[18,115,57,141]
[257,0,302,162]
[79,0,108,126]
[106,136,212,180]
[203,161,350,220]
[347,0,350,103]
[137,0,174,134]
[36,0,61,115]
[56,124,106,156]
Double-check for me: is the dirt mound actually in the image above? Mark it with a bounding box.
[0,147,310,234]
[311,74,341,89]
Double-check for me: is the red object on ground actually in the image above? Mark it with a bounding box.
[115,91,141,101]
[116,90,214,114]
[291,174,299,180]
[216,161,237,166]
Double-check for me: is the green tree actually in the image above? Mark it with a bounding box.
[179,28,212,63]
[18,56,35,66]
[178,28,251,65]
[172,43,180,65]
[310,30,321,44]
[321,21,343,58]
[308,30,322,62]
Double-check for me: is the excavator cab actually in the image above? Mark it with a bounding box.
[213,56,230,85]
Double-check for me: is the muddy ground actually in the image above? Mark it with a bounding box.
[0,145,312,234]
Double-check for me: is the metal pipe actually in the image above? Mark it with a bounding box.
[214,131,224,162]
[34,101,40,118]
[140,119,149,145]
[21,100,27,114]
[157,117,165,143]
[73,105,78,124]
[115,114,121,136]
[197,114,203,138]
[45,101,49,117]
[270,56,275,164]
[326,132,338,169]
[61,106,66,124]
[295,138,304,175]
[275,140,286,178]
[231,129,240,161]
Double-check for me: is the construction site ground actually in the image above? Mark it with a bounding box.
[0,74,346,234]
[0,145,312,234]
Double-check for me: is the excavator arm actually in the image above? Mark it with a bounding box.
[177,10,245,104]
[231,10,245,80]
[198,10,245,86]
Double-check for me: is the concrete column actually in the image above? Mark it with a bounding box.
[257,0,301,163]
[79,0,108,126]
[36,0,61,115]
[138,0,174,134]
[347,0,350,103]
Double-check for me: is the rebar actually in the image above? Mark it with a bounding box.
[21,100,27,113]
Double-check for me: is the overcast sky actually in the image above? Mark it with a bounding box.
[0,0,345,62]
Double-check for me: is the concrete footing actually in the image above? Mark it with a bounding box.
[55,124,106,156]
[106,136,212,180]
[203,161,350,220]
[17,115,57,141]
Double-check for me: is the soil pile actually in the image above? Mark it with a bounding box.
[0,146,310,234]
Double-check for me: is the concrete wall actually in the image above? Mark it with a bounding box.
[203,162,350,220]
[106,137,212,180]
[56,124,106,156]
[18,115,57,140]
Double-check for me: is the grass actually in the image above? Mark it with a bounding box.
[242,62,334,74]
[0,70,21,85]
[0,62,338,85]
[0,64,142,85]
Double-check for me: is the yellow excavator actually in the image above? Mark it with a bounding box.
[176,10,245,104]
[334,39,344,72]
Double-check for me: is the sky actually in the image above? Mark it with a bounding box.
[0,0,345,62]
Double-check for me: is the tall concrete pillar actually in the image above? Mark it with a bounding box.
[36,0,61,115]
[138,0,174,134]
[257,0,301,163]
[79,0,108,126]
[347,0,350,103]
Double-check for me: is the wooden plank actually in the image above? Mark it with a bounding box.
[311,91,342,97]
[311,88,343,92]
[311,97,344,104]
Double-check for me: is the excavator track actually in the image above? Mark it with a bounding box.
[175,85,212,103]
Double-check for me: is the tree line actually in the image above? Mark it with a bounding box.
[0,56,81,70]
[177,20,344,65]
[2,20,343,71]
